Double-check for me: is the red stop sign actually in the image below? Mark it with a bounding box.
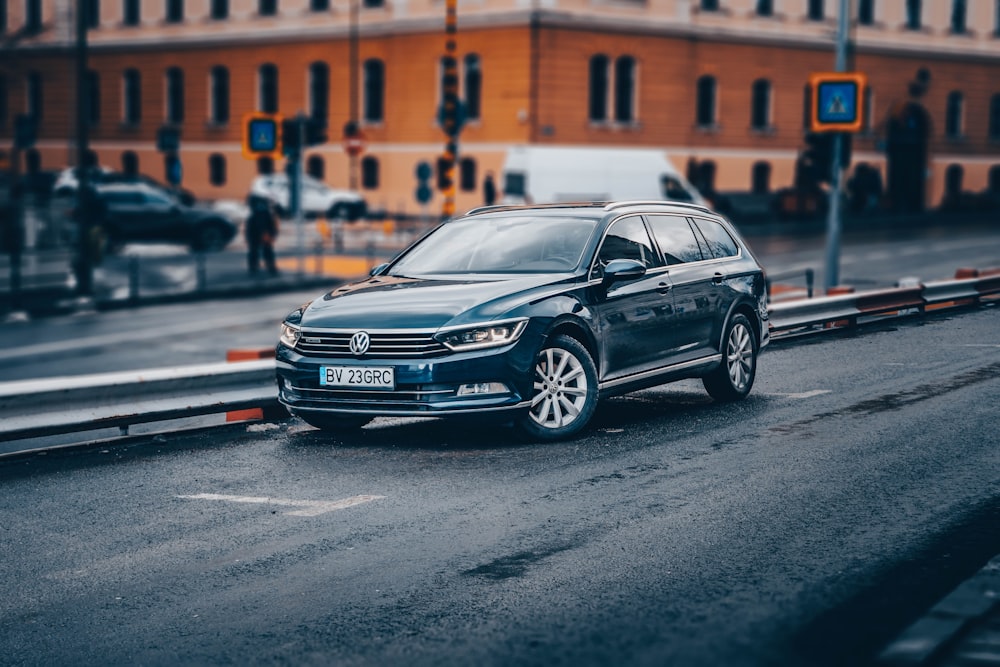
[343,131,366,157]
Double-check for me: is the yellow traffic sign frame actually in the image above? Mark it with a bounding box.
[809,72,867,133]
[242,112,283,160]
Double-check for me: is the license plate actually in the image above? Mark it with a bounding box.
[319,366,395,390]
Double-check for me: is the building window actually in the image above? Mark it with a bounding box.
[858,0,874,24]
[86,70,100,124]
[258,64,278,113]
[85,0,99,28]
[259,0,276,16]
[807,0,823,21]
[464,54,481,122]
[460,157,476,192]
[121,150,138,175]
[944,164,963,201]
[751,79,770,130]
[802,84,811,130]
[990,94,1000,140]
[165,0,183,23]
[361,156,379,189]
[700,0,718,10]
[906,0,921,29]
[614,56,636,123]
[996,0,1000,36]
[951,0,966,33]
[696,75,717,127]
[210,66,229,124]
[26,71,42,121]
[756,0,772,16]
[306,155,324,180]
[166,67,184,124]
[209,154,226,186]
[310,0,328,10]
[309,62,328,124]
[123,68,141,124]
[362,58,384,123]
[0,0,6,32]
[862,87,874,132]
[945,91,963,138]
[588,54,609,122]
[210,0,227,19]
[25,0,40,32]
[363,0,382,6]
[989,165,1000,192]
[123,0,139,25]
[751,162,771,194]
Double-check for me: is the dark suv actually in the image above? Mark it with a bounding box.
[276,201,769,440]
[97,183,237,252]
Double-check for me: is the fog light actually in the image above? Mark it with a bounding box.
[457,382,509,396]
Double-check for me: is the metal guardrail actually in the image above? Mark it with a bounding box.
[0,270,996,451]
[0,359,278,443]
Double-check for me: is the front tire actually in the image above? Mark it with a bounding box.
[296,411,372,432]
[702,313,758,402]
[517,334,598,442]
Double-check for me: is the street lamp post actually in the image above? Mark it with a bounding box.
[348,0,359,191]
[74,0,93,299]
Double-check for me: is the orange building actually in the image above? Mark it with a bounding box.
[2,0,1000,214]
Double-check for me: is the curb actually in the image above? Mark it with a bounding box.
[878,555,1000,666]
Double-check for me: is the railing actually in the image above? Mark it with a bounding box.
[0,268,997,454]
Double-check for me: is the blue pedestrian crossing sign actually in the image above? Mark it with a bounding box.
[809,72,867,133]
[241,112,283,159]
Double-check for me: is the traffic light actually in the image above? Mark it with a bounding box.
[436,155,453,192]
[808,72,867,133]
[305,118,327,147]
[282,118,301,155]
[282,117,328,156]
[802,132,852,184]
[242,113,282,160]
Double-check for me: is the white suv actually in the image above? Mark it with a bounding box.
[250,174,367,221]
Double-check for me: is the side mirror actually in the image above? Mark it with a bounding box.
[601,258,646,289]
[369,262,389,277]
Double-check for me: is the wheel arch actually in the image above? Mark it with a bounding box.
[543,316,600,367]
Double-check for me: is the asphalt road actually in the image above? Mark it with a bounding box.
[1,307,998,666]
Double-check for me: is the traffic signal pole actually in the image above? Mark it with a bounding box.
[824,0,851,292]
[439,0,459,218]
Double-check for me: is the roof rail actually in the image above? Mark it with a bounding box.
[603,200,712,214]
[465,202,609,216]
[464,204,513,216]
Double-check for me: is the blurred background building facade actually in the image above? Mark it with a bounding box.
[1,0,999,214]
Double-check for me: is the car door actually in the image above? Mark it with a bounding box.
[139,190,184,240]
[590,215,673,381]
[645,214,717,363]
[689,216,744,351]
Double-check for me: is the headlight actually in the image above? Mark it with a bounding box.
[279,322,301,349]
[436,319,528,351]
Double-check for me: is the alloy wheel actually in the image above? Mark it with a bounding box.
[529,346,589,429]
[726,322,754,391]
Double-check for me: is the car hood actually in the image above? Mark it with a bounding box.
[297,273,578,330]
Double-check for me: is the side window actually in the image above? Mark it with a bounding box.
[593,216,659,278]
[646,215,703,265]
[691,218,739,259]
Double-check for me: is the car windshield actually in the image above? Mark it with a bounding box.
[389,215,598,275]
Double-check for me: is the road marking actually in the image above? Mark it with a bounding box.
[960,344,1000,348]
[177,493,385,517]
[762,390,832,400]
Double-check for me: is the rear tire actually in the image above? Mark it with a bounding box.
[702,313,758,402]
[516,334,598,442]
[297,411,372,432]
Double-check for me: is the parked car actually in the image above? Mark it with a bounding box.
[54,167,196,206]
[250,173,367,221]
[275,200,769,440]
[95,183,237,251]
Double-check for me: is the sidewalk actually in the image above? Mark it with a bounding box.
[879,554,1000,666]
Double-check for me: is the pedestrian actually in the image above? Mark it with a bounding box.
[245,195,279,276]
[483,171,497,206]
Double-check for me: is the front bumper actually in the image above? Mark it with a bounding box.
[275,335,537,417]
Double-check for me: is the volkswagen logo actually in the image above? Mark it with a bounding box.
[349,331,371,356]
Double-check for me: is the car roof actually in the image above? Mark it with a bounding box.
[463,200,715,218]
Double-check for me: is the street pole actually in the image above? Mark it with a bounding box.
[348,0,359,191]
[440,0,459,218]
[74,0,93,298]
[824,0,851,293]
[296,115,306,277]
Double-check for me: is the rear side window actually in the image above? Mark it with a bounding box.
[646,214,703,264]
[692,218,739,259]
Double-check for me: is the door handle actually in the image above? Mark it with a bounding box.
[658,281,671,294]
[712,273,725,285]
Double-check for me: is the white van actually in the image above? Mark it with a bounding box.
[500,146,706,207]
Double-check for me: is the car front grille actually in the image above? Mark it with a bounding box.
[284,382,455,411]
[295,331,449,359]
